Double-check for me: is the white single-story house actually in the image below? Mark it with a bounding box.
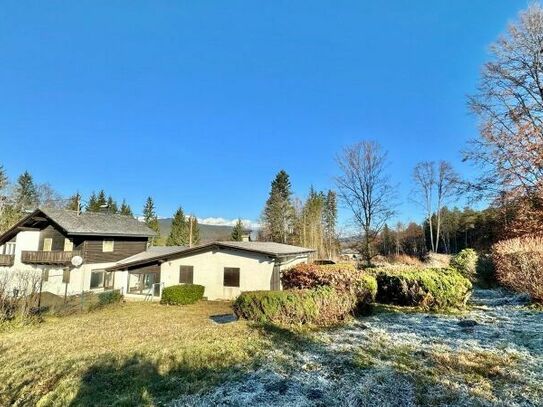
[106,241,315,300]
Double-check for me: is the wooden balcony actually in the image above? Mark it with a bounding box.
[21,250,82,265]
[0,254,14,267]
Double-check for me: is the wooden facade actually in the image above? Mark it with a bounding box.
[0,254,14,266]
[78,238,148,263]
[21,224,149,265]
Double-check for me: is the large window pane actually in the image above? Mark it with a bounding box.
[90,270,104,289]
[179,266,194,284]
[223,267,240,287]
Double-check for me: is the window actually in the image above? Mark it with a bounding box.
[3,242,15,255]
[179,266,194,284]
[62,269,70,284]
[104,272,114,289]
[42,269,49,282]
[64,238,74,252]
[43,238,52,252]
[102,240,114,252]
[90,270,105,289]
[223,267,240,287]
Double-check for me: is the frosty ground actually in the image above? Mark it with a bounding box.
[174,289,543,407]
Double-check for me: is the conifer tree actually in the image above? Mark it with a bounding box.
[107,196,118,213]
[231,218,244,241]
[323,190,338,258]
[66,193,81,211]
[14,171,37,211]
[188,215,200,246]
[0,165,7,193]
[262,170,295,243]
[143,196,161,244]
[87,190,108,212]
[167,206,188,246]
[119,199,133,217]
[97,190,107,208]
[87,192,98,211]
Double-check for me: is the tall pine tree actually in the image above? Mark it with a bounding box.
[231,218,244,241]
[14,171,37,211]
[167,206,188,246]
[262,170,295,243]
[188,215,200,246]
[323,190,338,259]
[119,199,133,217]
[87,190,108,212]
[143,196,161,244]
[0,165,7,193]
[107,196,118,213]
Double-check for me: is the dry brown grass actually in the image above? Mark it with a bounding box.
[0,300,268,406]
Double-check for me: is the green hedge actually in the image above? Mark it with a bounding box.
[97,290,123,306]
[281,263,377,309]
[161,284,205,305]
[233,286,356,326]
[375,267,472,310]
[450,249,478,282]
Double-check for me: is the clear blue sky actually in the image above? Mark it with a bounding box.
[0,1,526,226]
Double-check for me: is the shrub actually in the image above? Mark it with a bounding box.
[161,284,205,305]
[387,254,423,266]
[97,290,123,306]
[450,249,479,282]
[233,287,356,325]
[281,263,377,308]
[492,236,543,302]
[375,267,472,310]
[475,253,496,287]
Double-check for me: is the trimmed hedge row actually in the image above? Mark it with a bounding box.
[233,287,356,326]
[97,290,123,306]
[281,263,377,307]
[161,284,205,305]
[375,267,472,310]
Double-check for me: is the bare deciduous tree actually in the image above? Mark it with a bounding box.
[413,162,436,252]
[413,161,459,252]
[466,3,543,200]
[335,141,396,265]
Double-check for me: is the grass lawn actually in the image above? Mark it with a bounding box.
[0,300,268,406]
[2,289,541,406]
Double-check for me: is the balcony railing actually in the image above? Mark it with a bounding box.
[21,250,82,265]
[0,254,14,267]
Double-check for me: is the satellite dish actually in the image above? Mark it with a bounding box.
[71,255,83,267]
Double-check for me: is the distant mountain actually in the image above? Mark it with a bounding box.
[158,218,234,242]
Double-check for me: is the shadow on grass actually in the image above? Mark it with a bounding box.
[68,354,244,407]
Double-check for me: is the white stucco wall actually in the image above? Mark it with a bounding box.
[13,231,40,267]
[162,248,277,300]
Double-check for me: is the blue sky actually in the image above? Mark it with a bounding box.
[0,1,526,227]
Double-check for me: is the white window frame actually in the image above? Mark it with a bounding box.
[64,238,74,252]
[102,240,115,252]
[43,238,53,252]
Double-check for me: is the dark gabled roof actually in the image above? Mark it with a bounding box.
[106,241,315,271]
[0,208,156,245]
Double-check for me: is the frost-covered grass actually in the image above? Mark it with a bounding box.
[1,289,541,406]
[173,289,543,406]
